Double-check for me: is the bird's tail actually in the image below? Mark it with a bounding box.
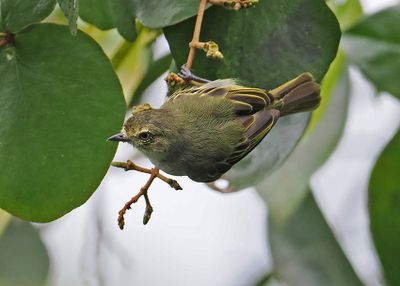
[270,73,321,116]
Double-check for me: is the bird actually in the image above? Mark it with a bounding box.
[108,69,320,183]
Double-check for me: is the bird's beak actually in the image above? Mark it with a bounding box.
[107,133,129,143]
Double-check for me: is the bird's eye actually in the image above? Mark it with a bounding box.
[138,131,151,140]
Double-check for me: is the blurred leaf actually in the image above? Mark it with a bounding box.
[57,0,78,35]
[79,0,137,41]
[342,5,400,98]
[132,0,200,29]
[164,0,341,87]
[0,210,11,236]
[0,24,125,222]
[164,0,340,190]
[369,127,400,286]
[256,51,362,286]
[267,193,363,286]
[0,0,56,33]
[114,27,159,102]
[256,51,349,224]
[330,0,363,31]
[129,53,172,107]
[0,221,49,286]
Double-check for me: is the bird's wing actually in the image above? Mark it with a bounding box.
[225,108,280,168]
[167,79,275,114]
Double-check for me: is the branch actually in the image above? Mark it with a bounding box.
[186,0,208,69]
[186,0,258,69]
[111,160,182,229]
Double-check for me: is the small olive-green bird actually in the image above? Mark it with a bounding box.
[109,72,320,183]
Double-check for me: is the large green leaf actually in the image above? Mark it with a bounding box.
[369,128,400,286]
[164,0,341,87]
[79,0,137,41]
[164,0,340,190]
[0,221,49,286]
[79,0,113,29]
[132,0,200,29]
[0,0,56,33]
[0,23,125,222]
[257,51,348,223]
[342,5,400,98]
[266,193,363,286]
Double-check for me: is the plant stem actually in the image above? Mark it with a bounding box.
[112,160,182,229]
[186,0,208,69]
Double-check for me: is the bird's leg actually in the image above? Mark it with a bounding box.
[111,160,182,229]
[178,65,211,84]
[164,65,211,95]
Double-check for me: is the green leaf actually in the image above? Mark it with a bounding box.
[0,210,11,236]
[369,128,400,286]
[0,24,125,222]
[330,0,363,31]
[0,0,56,33]
[79,0,113,29]
[256,51,349,224]
[57,0,78,35]
[0,221,49,286]
[164,0,341,87]
[132,0,200,29]
[164,0,340,190]
[343,5,400,98]
[79,0,137,41]
[267,193,363,286]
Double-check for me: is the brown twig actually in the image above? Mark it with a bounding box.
[0,31,15,47]
[187,0,256,69]
[112,160,182,229]
[186,0,208,69]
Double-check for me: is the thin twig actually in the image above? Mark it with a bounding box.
[0,31,15,47]
[112,161,182,229]
[111,161,182,190]
[186,0,208,69]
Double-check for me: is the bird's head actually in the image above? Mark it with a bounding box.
[108,107,175,154]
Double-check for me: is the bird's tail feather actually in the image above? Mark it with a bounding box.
[270,73,321,116]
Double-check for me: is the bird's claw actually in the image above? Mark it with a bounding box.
[178,65,194,82]
[178,65,211,84]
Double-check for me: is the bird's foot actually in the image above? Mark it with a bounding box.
[178,65,212,84]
